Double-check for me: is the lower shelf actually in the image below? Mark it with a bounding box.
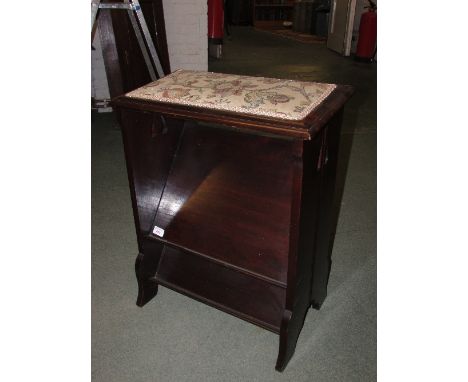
[154,245,286,333]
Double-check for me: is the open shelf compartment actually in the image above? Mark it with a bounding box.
[154,245,285,333]
[148,122,297,286]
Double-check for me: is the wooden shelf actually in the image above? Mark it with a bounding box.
[148,122,296,286]
[253,1,294,28]
[154,245,285,333]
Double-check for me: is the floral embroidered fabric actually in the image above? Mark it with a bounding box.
[125,70,337,121]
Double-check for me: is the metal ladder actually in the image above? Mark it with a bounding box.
[91,0,165,80]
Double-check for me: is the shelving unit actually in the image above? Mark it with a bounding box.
[128,120,295,332]
[113,70,353,371]
[253,0,294,28]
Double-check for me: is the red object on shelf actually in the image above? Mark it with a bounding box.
[355,9,377,61]
[208,0,224,43]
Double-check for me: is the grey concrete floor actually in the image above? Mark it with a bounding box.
[92,27,376,381]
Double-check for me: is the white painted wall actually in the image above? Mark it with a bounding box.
[91,0,208,107]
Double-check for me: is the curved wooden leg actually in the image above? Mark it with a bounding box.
[135,252,159,307]
[275,310,293,371]
[276,309,309,372]
[276,304,312,372]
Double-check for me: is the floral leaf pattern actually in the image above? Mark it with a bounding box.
[126,70,337,121]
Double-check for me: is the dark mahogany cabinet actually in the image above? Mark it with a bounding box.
[112,70,353,371]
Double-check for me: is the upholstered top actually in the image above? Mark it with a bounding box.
[125,70,337,121]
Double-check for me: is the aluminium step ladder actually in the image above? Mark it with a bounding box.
[91,0,165,80]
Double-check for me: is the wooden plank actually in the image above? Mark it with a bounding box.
[119,109,184,234]
[98,9,124,98]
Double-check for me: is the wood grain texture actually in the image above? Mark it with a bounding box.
[98,8,124,98]
[119,109,184,234]
[310,109,344,308]
[276,131,323,371]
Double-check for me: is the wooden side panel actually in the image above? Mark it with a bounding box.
[118,108,184,236]
[310,109,344,307]
[118,108,184,306]
[276,132,323,371]
[276,111,345,370]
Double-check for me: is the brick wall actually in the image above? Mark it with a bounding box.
[163,0,208,71]
[91,0,208,106]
